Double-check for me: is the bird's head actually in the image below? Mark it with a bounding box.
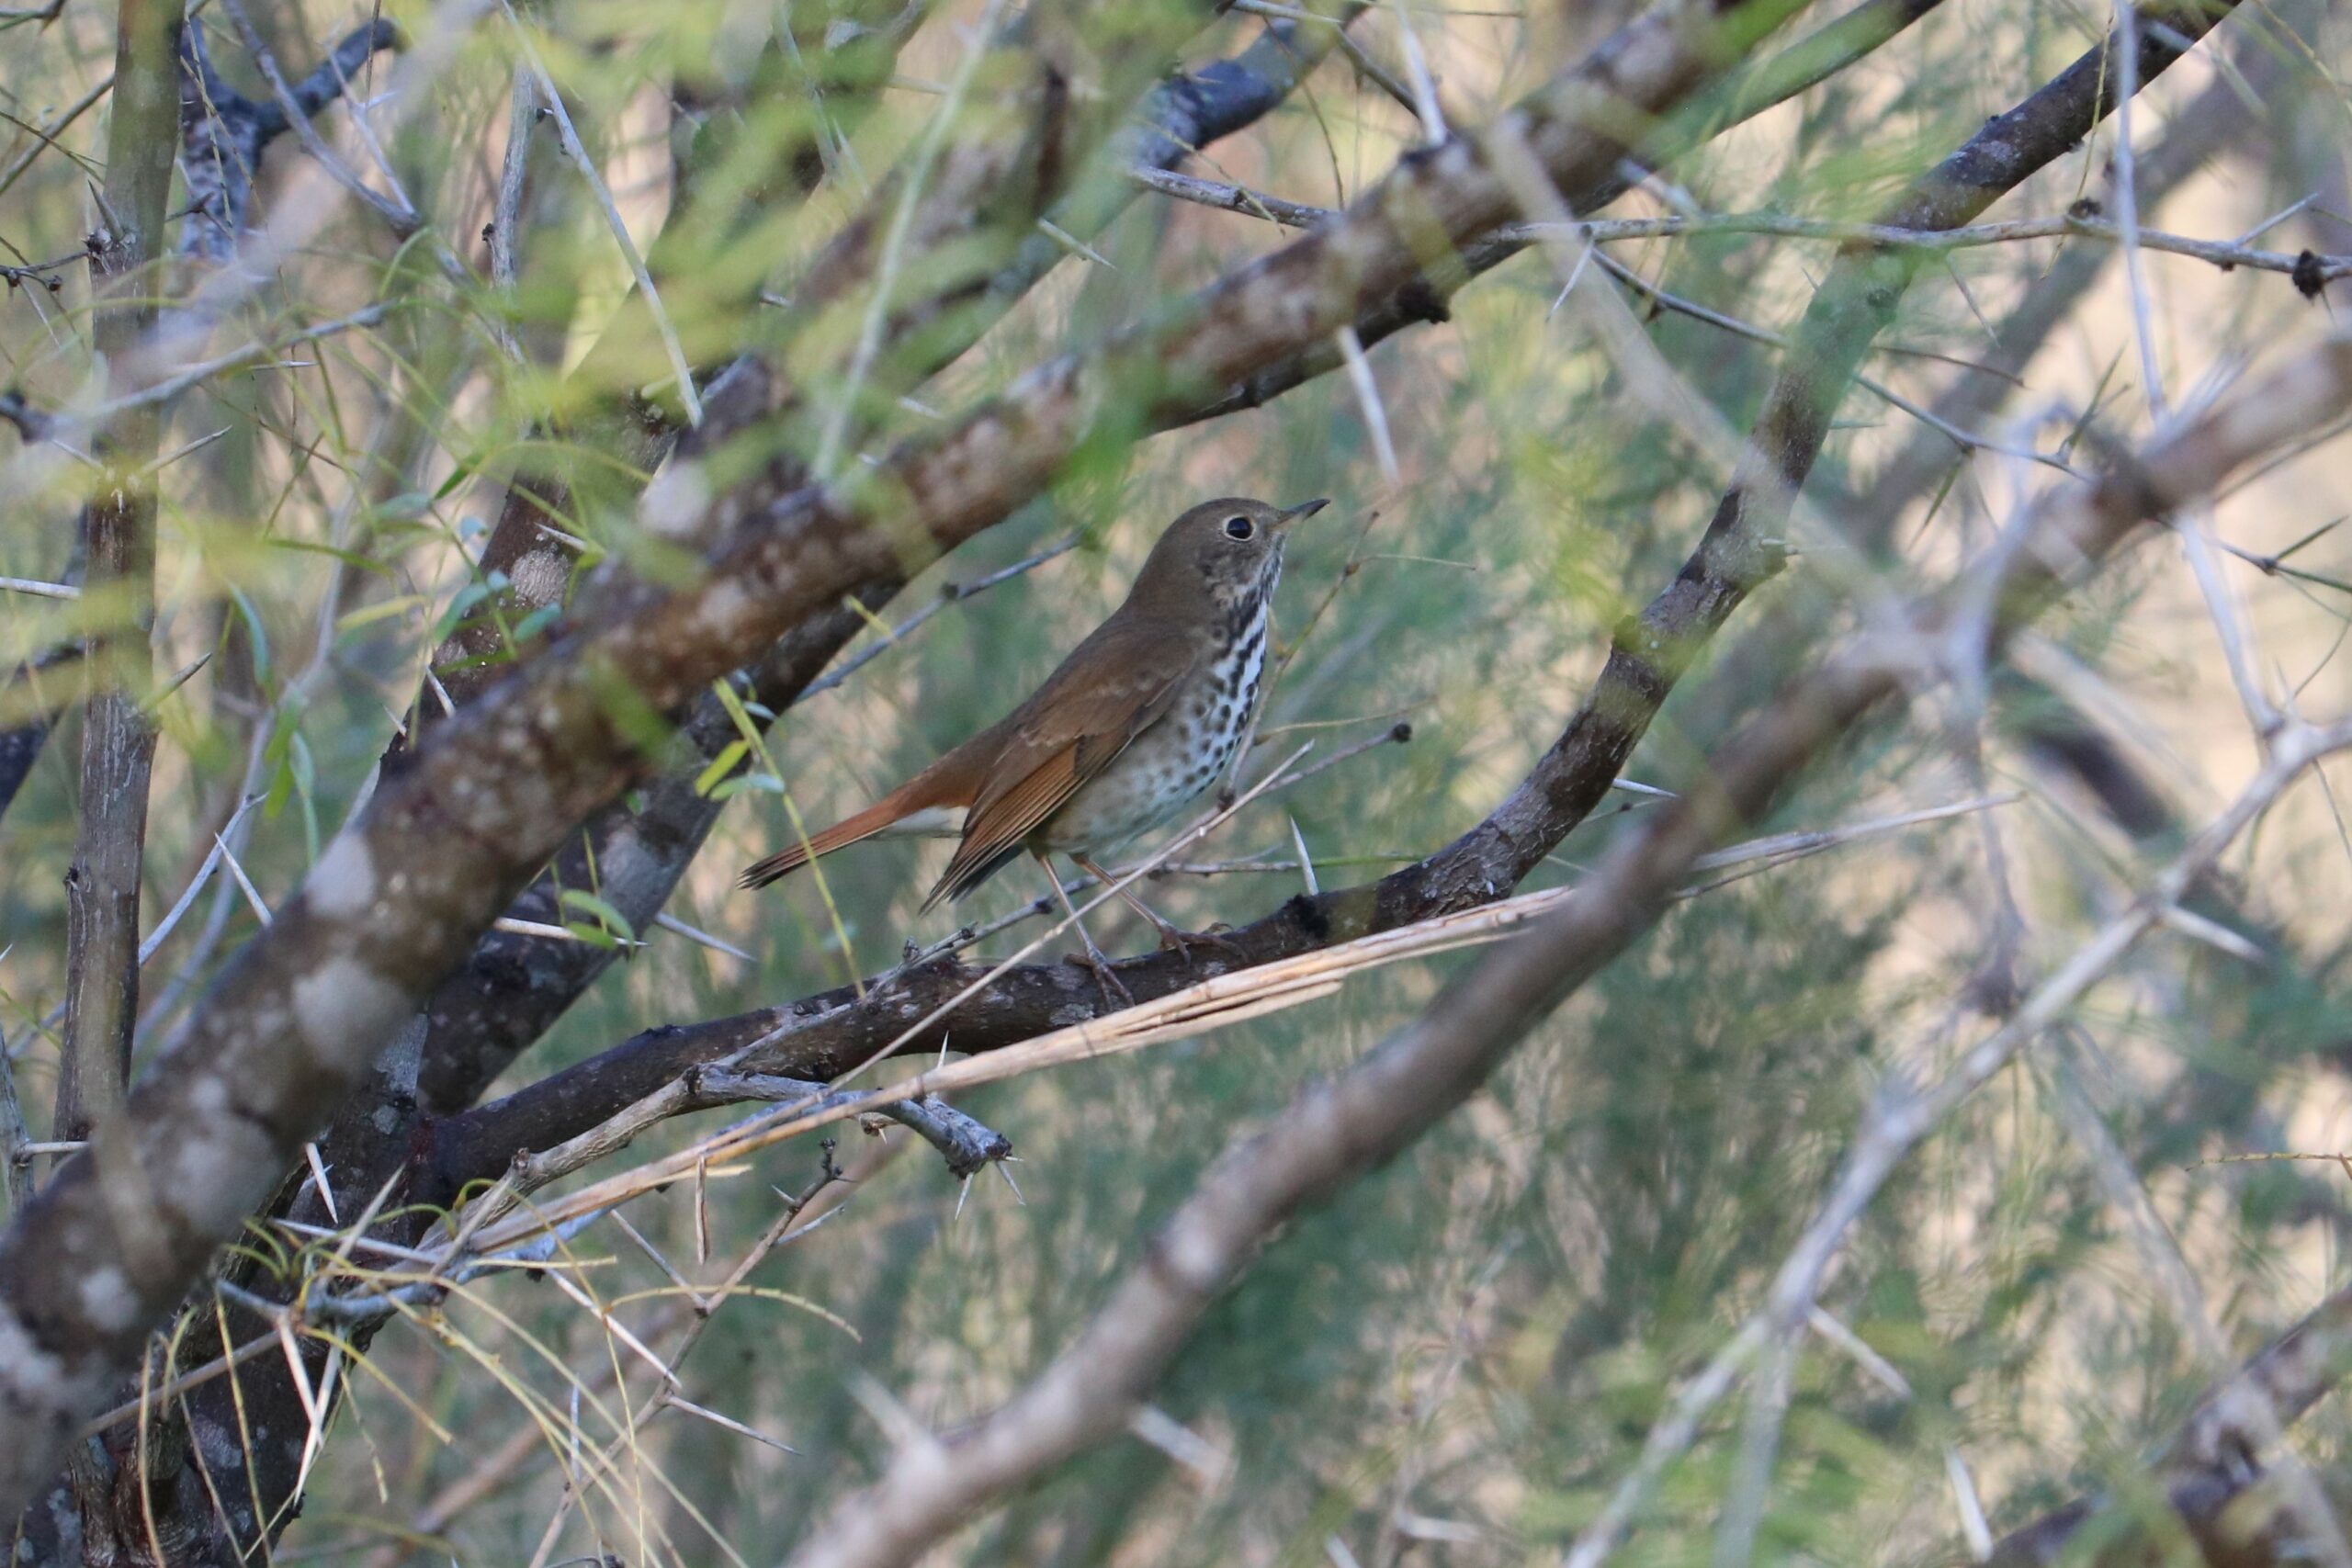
[1135,495,1330,613]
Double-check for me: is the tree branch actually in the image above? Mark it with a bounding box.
[1135,170,2351,286]
[52,0,187,1145]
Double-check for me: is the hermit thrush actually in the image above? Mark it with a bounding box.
[740,495,1329,981]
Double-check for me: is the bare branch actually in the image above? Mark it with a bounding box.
[52,0,187,1146]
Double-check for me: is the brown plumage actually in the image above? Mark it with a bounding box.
[739,496,1329,919]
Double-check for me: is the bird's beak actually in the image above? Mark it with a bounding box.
[1275,498,1331,527]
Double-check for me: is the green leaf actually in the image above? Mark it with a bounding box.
[337,593,427,636]
[229,584,274,684]
[557,887,635,945]
[431,581,497,642]
[367,491,433,525]
[707,773,783,801]
[266,536,398,577]
[694,738,751,798]
[511,602,564,642]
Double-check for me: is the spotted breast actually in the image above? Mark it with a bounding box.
[1039,593,1272,856]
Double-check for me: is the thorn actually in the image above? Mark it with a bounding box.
[846,1371,944,1457]
[1287,816,1319,896]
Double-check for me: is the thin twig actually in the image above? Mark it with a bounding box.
[798,536,1080,701]
[809,0,1009,479]
[1126,164,2352,283]
[497,0,700,423]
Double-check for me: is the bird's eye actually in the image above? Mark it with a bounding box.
[1223,514,1254,541]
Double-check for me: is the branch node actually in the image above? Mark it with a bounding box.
[2292,249,2326,300]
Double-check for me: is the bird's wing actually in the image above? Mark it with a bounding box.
[922,626,1197,906]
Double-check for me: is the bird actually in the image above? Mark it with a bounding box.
[740,494,1329,988]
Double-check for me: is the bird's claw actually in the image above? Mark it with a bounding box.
[1153,920,1244,968]
[1062,947,1134,1009]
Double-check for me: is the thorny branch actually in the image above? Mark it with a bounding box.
[36,0,195,1550]
[52,0,185,1153]
[0,17,401,836]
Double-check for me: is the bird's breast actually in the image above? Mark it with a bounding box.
[1040,604,1270,855]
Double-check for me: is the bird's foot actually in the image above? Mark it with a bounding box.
[1151,919,1245,969]
[1062,945,1134,1009]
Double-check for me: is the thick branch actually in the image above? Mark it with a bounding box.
[41,0,189,1551]
[53,0,187,1145]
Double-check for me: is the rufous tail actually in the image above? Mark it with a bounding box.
[738,767,967,890]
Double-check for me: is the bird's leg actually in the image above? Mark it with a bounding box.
[1035,852,1132,1007]
[1072,854,1244,967]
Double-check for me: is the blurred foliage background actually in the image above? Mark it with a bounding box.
[7,0,2352,1559]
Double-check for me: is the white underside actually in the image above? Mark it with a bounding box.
[880,600,1272,862]
[1043,602,1269,854]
